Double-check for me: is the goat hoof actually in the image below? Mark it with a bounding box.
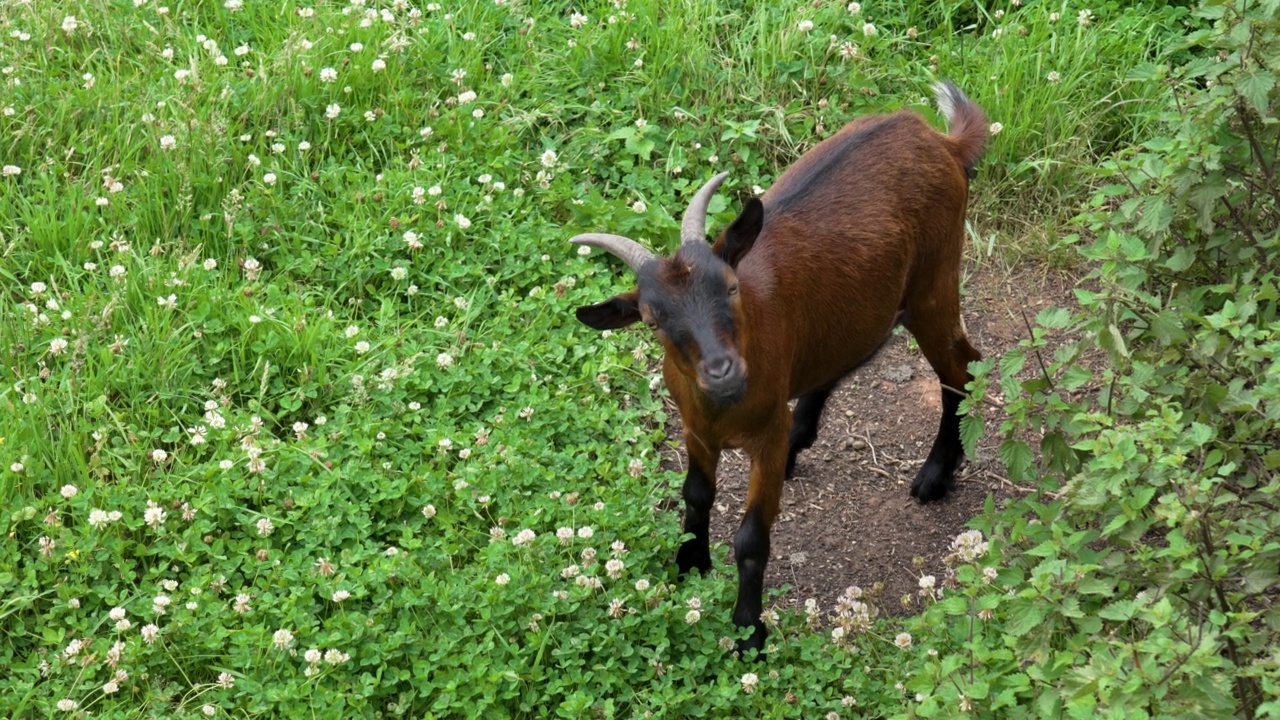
[910,462,954,503]
[675,543,711,576]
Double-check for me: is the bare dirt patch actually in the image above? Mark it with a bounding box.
[657,259,1083,617]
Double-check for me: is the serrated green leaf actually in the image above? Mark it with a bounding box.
[1237,70,1275,117]
[1098,598,1138,621]
[960,413,983,459]
[1150,310,1189,344]
[999,439,1034,481]
[1036,307,1072,329]
[1060,365,1092,391]
[965,679,991,700]
[1005,598,1047,637]
[1100,323,1130,362]
[1165,245,1197,272]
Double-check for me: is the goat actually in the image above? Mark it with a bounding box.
[570,82,987,655]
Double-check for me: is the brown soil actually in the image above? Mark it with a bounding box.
[657,258,1084,618]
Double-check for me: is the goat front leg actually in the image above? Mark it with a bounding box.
[676,434,720,576]
[733,414,790,656]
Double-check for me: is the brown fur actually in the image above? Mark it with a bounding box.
[575,84,988,655]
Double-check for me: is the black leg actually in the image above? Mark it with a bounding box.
[676,456,716,575]
[732,505,770,656]
[785,382,837,479]
[911,384,966,502]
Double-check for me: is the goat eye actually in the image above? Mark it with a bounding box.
[727,283,739,296]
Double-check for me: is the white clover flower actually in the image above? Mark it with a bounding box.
[1,165,20,177]
[741,672,759,694]
[325,103,342,119]
[263,172,277,186]
[635,578,649,591]
[797,20,814,32]
[403,230,422,249]
[605,558,624,579]
[847,1,861,13]
[49,338,69,356]
[273,628,294,649]
[256,517,274,536]
[501,73,513,87]
[305,648,322,664]
[60,484,77,498]
[457,89,477,104]
[570,12,588,28]
[894,632,913,649]
[320,67,338,83]
[159,135,177,150]
[144,501,167,528]
[862,22,877,36]
[152,448,168,463]
[495,573,511,585]
[57,699,78,712]
[422,504,436,519]
[577,526,593,539]
[989,122,1004,135]
[62,16,79,33]
[1047,71,1061,84]
[354,340,371,354]
[1078,9,1093,26]
[436,352,453,369]
[512,528,536,546]
[685,609,701,624]
[631,200,646,213]
[372,58,386,72]
[540,149,558,167]
[454,214,471,229]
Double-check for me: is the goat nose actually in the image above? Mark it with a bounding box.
[704,356,733,381]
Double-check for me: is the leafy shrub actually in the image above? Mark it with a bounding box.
[963,1,1280,716]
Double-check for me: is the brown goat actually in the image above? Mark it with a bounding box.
[572,82,987,655]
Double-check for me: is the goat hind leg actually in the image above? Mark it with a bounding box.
[906,317,981,503]
[785,381,837,479]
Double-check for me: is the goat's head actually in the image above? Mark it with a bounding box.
[572,172,764,407]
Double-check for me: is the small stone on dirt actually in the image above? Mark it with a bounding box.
[882,363,915,384]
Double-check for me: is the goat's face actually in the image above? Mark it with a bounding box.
[641,242,749,405]
[572,175,763,408]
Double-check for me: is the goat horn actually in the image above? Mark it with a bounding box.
[680,171,730,246]
[570,233,657,274]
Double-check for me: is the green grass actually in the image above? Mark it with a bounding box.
[0,0,1186,716]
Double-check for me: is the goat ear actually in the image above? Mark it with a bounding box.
[720,197,764,268]
[575,291,641,330]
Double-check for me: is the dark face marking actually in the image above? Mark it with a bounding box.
[637,243,747,406]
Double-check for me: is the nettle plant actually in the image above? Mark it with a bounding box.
[961,2,1280,717]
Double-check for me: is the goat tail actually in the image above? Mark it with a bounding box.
[933,81,988,177]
